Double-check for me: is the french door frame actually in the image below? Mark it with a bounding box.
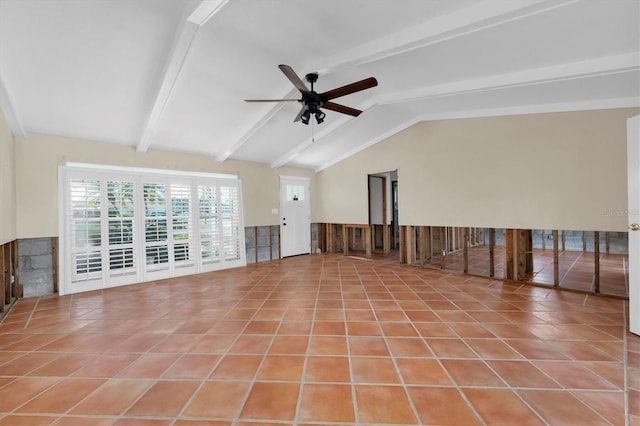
[58,165,246,295]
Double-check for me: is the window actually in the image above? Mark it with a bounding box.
[60,166,245,295]
[286,184,305,201]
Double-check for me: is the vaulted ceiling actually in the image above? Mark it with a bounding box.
[0,0,638,171]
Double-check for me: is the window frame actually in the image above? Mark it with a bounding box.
[58,165,246,295]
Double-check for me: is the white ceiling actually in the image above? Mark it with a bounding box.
[0,0,638,171]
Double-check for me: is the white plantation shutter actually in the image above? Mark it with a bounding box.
[107,179,137,283]
[143,182,169,276]
[220,184,242,261]
[198,185,220,266]
[170,183,195,272]
[68,177,103,290]
[60,166,245,295]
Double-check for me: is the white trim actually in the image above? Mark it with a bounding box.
[248,0,580,166]
[58,165,246,295]
[316,0,577,76]
[278,175,310,182]
[217,96,294,162]
[0,69,26,139]
[188,0,230,26]
[279,54,640,170]
[313,97,639,172]
[58,166,68,295]
[279,175,311,257]
[315,113,421,172]
[380,53,640,106]
[137,5,200,153]
[628,115,640,336]
[138,0,231,153]
[270,115,353,169]
[64,162,237,179]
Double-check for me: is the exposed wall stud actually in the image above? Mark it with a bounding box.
[489,228,495,278]
[399,225,407,263]
[553,229,559,286]
[463,227,469,273]
[52,238,58,293]
[594,231,600,293]
[342,224,349,256]
[440,227,446,269]
[365,225,372,259]
[3,244,10,304]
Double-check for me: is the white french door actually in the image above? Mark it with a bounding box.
[59,166,245,295]
[280,176,310,257]
[627,115,640,336]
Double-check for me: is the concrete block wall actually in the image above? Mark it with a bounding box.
[311,223,319,253]
[18,237,55,297]
[245,225,280,263]
[244,224,318,262]
[271,226,280,259]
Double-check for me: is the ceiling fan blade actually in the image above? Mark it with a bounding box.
[244,99,299,102]
[279,64,310,94]
[323,101,362,117]
[293,105,307,122]
[320,77,378,101]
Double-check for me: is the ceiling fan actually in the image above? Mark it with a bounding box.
[244,64,378,125]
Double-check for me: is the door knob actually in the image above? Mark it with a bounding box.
[630,223,640,231]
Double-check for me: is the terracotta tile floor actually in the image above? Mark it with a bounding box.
[0,253,638,425]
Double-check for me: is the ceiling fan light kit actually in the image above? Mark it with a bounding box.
[245,64,378,125]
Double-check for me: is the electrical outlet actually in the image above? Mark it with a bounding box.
[271,208,278,214]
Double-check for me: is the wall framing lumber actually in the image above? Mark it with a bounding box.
[51,238,58,293]
[342,224,349,256]
[399,225,407,263]
[418,226,426,267]
[594,231,600,293]
[487,228,494,277]
[3,244,10,307]
[553,230,560,286]
[440,227,446,269]
[462,227,469,273]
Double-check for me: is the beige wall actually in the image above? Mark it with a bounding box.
[15,133,314,238]
[316,108,639,232]
[0,110,16,244]
[13,108,639,238]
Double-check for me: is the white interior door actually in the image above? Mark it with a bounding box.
[627,115,639,336]
[280,176,310,257]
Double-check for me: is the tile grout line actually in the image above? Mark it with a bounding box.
[451,274,620,425]
[623,300,630,426]
[220,268,286,425]
[387,268,487,426]
[400,268,582,425]
[0,254,631,425]
[292,255,323,426]
[127,270,276,425]
[373,268,426,425]
[347,259,363,425]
